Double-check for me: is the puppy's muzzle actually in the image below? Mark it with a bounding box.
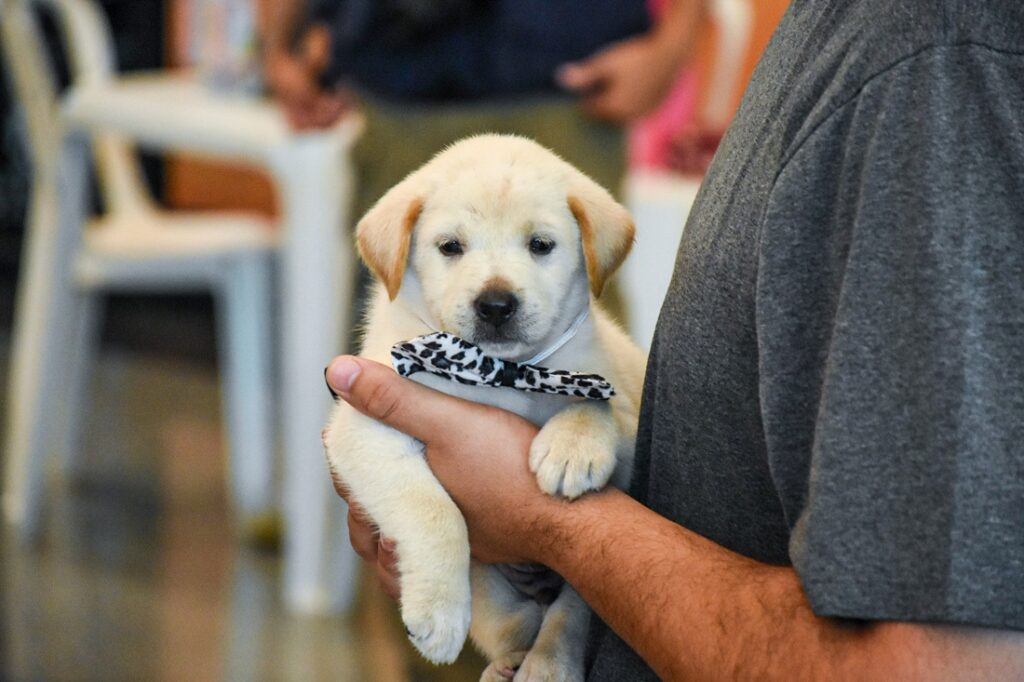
[474,289,519,328]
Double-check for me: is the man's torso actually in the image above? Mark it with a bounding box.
[587,1,1024,677]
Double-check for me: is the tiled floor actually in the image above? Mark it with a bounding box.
[0,338,485,681]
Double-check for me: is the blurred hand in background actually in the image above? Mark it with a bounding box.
[556,33,685,123]
[261,2,350,130]
[557,0,706,123]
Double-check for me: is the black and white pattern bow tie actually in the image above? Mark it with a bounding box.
[391,332,615,401]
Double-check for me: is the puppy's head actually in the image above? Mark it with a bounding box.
[357,135,634,358]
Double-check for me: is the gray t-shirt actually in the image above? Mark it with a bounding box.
[587,0,1024,678]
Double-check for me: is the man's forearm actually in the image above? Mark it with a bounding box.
[532,488,1023,680]
[324,355,1024,677]
[532,489,836,680]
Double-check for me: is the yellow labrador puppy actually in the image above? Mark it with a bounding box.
[324,135,645,681]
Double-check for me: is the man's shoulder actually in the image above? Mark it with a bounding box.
[755,0,1022,165]
[838,0,1024,57]
[783,0,1024,78]
[944,0,1024,53]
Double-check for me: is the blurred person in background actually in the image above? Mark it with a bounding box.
[260,0,707,220]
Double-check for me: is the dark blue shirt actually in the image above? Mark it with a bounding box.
[316,0,650,102]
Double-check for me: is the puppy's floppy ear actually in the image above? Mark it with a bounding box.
[567,175,635,298]
[356,174,427,300]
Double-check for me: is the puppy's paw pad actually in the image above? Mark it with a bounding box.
[480,651,528,681]
[529,420,617,499]
[401,592,472,664]
[513,652,583,682]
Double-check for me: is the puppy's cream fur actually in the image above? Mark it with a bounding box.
[324,135,645,680]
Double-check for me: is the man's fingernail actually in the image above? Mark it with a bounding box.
[380,537,396,553]
[324,367,341,400]
[327,357,361,396]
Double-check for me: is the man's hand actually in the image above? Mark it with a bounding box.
[324,359,1024,680]
[263,24,350,130]
[326,355,561,567]
[557,0,705,123]
[557,35,686,123]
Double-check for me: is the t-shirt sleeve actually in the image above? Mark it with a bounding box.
[756,44,1024,629]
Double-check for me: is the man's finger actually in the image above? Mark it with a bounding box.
[555,60,607,94]
[348,507,379,561]
[374,558,401,600]
[326,356,486,442]
[375,538,401,599]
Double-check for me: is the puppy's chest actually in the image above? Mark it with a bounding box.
[408,371,577,426]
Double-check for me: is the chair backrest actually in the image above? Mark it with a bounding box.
[0,0,61,173]
[44,0,115,86]
[0,0,154,217]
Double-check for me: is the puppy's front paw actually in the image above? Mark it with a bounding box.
[401,579,472,664]
[513,651,584,682]
[529,405,618,500]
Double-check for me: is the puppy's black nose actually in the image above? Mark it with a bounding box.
[474,290,519,327]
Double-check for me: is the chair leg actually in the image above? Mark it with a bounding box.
[272,137,359,613]
[53,292,104,477]
[3,136,91,539]
[215,253,276,523]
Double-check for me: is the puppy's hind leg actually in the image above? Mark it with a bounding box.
[514,585,590,682]
[326,414,472,664]
[470,563,545,682]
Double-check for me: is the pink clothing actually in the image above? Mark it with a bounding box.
[628,0,700,169]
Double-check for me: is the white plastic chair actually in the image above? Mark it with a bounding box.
[621,0,754,349]
[1,0,279,538]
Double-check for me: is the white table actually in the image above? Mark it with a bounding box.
[61,73,362,613]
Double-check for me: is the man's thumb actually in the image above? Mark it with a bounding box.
[326,355,448,442]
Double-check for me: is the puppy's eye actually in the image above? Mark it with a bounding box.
[528,236,555,256]
[438,239,464,257]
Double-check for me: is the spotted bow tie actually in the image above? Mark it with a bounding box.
[390,332,615,401]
